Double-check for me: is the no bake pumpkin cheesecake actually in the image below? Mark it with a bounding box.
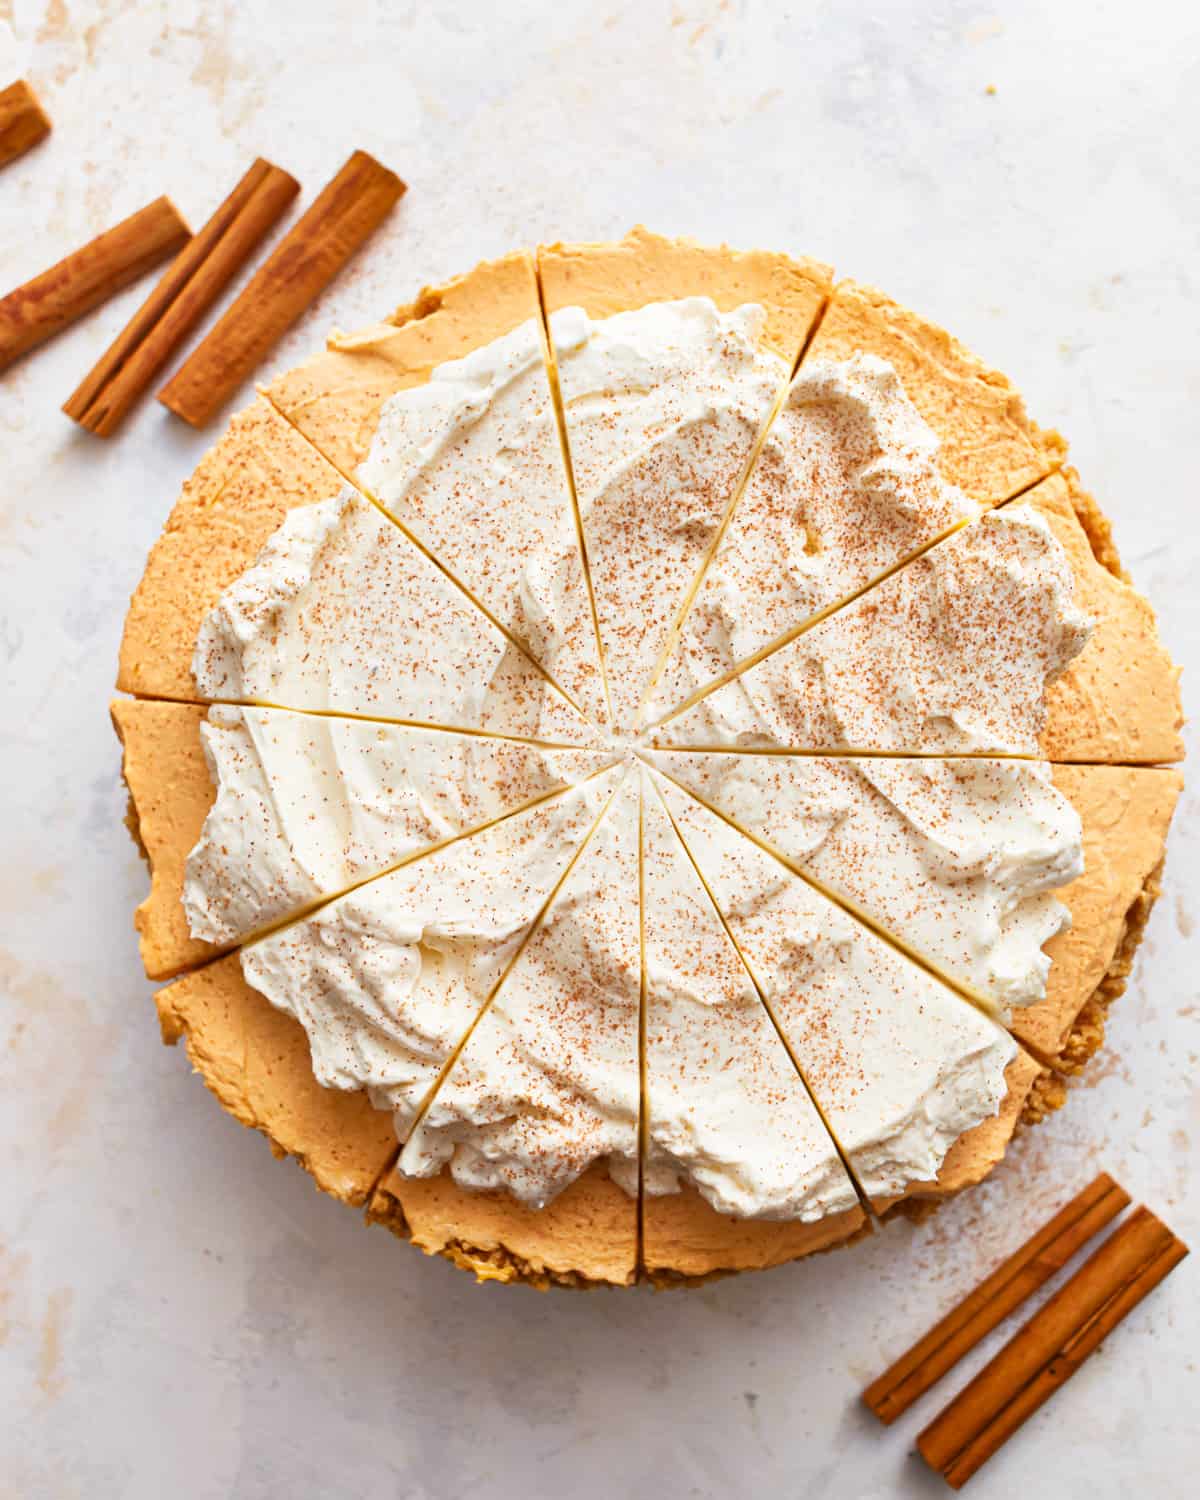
[117,229,1183,1287]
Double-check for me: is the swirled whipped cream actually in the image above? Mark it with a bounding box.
[550,298,789,733]
[655,502,1092,752]
[239,765,623,1134]
[643,354,983,725]
[357,317,606,724]
[183,300,1091,1222]
[192,487,593,745]
[399,773,642,1207]
[655,774,1018,1201]
[651,752,1082,1018]
[641,774,860,1220]
[183,704,615,945]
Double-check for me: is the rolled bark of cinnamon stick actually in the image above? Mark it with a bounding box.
[65,159,299,434]
[0,197,190,374]
[0,80,51,168]
[918,1205,1188,1488]
[863,1173,1130,1424]
[158,150,405,428]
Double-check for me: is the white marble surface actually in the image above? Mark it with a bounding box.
[1,1,1197,1495]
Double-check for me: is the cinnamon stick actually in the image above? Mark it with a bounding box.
[0,80,51,168]
[918,1205,1188,1488]
[863,1172,1129,1424]
[64,159,299,435]
[159,150,405,427]
[0,197,190,374]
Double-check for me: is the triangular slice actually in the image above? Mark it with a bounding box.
[644,355,983,724]
[540,227,832,732]
[803,280,1059,505]
[651,752,1081,1017]
[238,765,623,1136]
[640,777,863,1279]
[399,774,641,1220]
[654,499,1090,754]
[186,704,617,946]
[265,248,608,726]
[655,775,1021,1208]
[193,487,593,744]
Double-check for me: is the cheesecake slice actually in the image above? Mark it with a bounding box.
[539,227,832,732]
[803,280,1061,505]
[193,487,591,744]
[654,774,1026,1210]
[185,705,616,946]
[653,495,1089,754]
[237,766,623,1135]
[640,774,865,1280]
[115,698,614,978]
[650,752,1081,1017]
[399,776,641,1224]
[265,250,606,724]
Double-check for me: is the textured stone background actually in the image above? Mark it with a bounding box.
[1,2,1196,1496]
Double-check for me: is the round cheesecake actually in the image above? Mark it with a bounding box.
[115,228,1184,1288]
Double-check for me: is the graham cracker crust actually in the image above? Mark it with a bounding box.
[365,1188,603,1291]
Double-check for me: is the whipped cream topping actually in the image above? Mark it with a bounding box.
[193,487,593,745]
[400,773,642,1207]
[239,766,623,1133]
[655,774,1018,1200]
[655,503,1092,752]
[550,298,788,733]
[643,354,982,724]
[641,775,859,1220]
[651,752,1081,1017]
[182,303,1094,1225]
[184,704,615,945]
[357,317,607,724]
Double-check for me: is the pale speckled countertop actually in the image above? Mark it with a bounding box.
[1,2,1197,1496]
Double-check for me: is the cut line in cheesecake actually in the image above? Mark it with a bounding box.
[159,695,607,752]
[535,259,615,730]
[634,368,795,725]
